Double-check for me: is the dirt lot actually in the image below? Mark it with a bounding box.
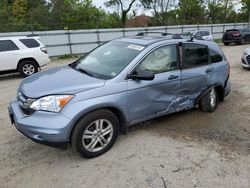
[0,44,250,188]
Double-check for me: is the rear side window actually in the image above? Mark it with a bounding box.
[183,43,209,69]
[202,31,210,36]
[20,39,40,48]
[0,40,19,52]
[209,49,223,63]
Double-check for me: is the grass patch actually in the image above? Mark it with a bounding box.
[214,38,222,44]
[56,54,81,60]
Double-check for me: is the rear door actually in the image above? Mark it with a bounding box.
[178,42,211,110]
[0,40,20,71]
[127,44,181,123]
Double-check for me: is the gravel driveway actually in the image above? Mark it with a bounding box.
[0,45,249,188]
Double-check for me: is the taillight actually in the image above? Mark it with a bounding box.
[40,47,47,54]
[233,32,241,37]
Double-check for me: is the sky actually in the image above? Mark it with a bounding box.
[92,0,105,9]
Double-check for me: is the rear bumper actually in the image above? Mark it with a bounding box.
[222,37,242,43]
[8,100,71,149]
[37,55,50,67]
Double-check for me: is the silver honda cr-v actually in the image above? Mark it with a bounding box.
[9,35,231,158]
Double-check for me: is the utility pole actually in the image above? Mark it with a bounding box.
[248,10,250,28]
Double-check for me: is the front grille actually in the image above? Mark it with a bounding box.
[246,55,250,64]
[17,91,35,115]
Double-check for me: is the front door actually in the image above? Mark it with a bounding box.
[126,44,181,124]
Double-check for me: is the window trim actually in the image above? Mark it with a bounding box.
[126,43,180,79]
[181,43,209,70]
[0,40,19,52]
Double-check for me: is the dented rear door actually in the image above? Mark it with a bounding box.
[177,42,211,110]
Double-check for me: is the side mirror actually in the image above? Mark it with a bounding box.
[128,70,155,81]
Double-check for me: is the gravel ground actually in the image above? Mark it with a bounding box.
[0,45,250,188]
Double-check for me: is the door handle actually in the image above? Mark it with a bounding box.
[168,75,179,80]
[206,68,213,73]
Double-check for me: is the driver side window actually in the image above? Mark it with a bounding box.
[135,44,178,74]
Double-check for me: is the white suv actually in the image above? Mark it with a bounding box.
[184,30,214,41]
[0,36,50,77]
[241,48,250,69]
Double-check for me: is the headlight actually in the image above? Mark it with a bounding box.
[243,51,248,56]
[30,95,73,112]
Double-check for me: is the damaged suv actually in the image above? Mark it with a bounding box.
[9,35,231,158]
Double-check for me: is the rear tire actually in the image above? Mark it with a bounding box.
[200,88,218,112]
[240,38,246,45]
[18,60,38,77]
[224,42,230,46]
[71,109,119,158]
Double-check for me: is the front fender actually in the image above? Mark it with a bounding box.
[61,93,129,139]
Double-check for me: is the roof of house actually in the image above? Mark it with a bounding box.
[126,15,151,28]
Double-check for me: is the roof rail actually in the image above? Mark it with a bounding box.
[136,31,173,36]
[136,31,197,42]
[27,34,38,37]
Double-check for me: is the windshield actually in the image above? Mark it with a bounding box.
[71,41,145,79]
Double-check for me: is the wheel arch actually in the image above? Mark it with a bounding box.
[17,57,39,70]
[195,84,225,105]
[69,106,128,143]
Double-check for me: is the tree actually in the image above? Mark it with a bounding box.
[105,0,137,27]
[12,0,28,25]
[241,0,250,23]
[177,0,205,24]
[142,0,177,25]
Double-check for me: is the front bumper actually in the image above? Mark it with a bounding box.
[8,100,72,149]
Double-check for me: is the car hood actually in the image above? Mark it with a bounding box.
[19,66,105,98]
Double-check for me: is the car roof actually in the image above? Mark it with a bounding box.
[0,36,39,40]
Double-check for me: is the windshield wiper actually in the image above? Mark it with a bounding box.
[77,68,93,77]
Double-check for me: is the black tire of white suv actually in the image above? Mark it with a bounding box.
[18,60,39,77]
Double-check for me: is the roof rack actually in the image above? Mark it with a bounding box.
[136,31,173,36]
[136,31,196,42]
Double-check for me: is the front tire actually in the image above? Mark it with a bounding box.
[224,42,230,46]
[200,88,218,112]
[18,60,38,77]
[71,109,119,158]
